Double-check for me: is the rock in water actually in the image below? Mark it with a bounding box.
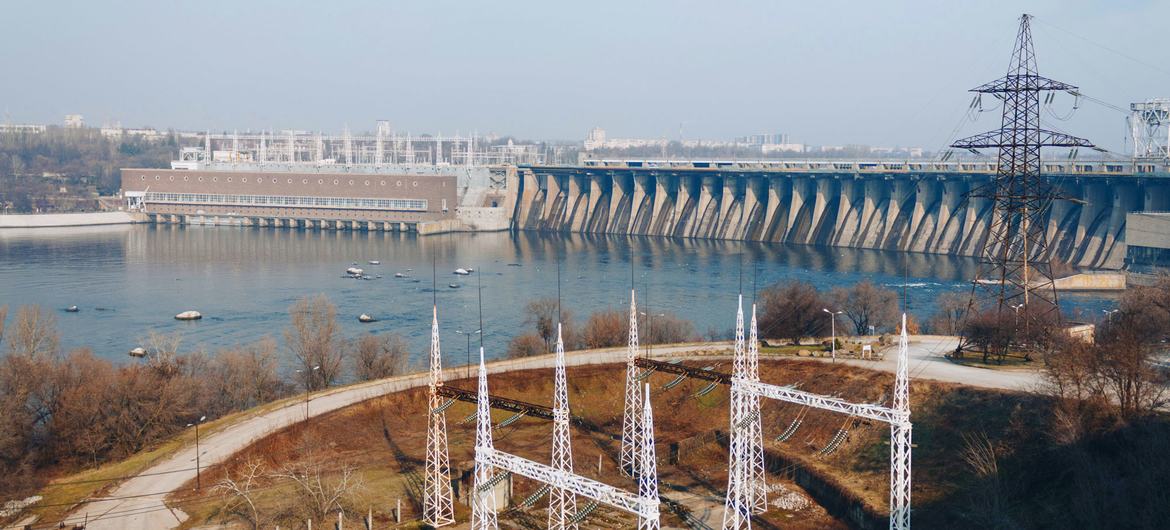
[175,310,202,320]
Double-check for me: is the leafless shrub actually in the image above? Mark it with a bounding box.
[507,333,546,359]
[273,450,364,522]
[580,308,627,349]
[644,311,698,344]
[352,333,410,381]
[210,338,289,413]
[213,459,268,530]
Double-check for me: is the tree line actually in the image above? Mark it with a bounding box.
[0,294,409,498]
[0,128,185,212]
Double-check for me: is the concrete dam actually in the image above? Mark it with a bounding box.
[512,160,1170,270]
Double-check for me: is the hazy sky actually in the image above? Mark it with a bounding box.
[1,1,1166,152]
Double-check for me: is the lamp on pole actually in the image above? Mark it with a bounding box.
[186,415,207,490]
[1102,309,1119,322]
[295,365,320,421]
[456,329,481,379]
[823,308,842,362]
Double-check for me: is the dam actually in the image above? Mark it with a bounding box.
[511,159,1170,270]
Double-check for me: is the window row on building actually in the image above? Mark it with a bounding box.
[143,192,427,212]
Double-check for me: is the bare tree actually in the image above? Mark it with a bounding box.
[213,459,268,530]
[284,295,344,391]
[352,333,410,381]
[830,281,900,335]
[928,292,968,336]
[644,311,698,345]
[523,298,571,352]
[1096,315,1168,420]
[758,281,828,344]
[141,331,183,376]
[6,305,58,359]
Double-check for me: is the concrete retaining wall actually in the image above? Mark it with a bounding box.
[0,211,142,228]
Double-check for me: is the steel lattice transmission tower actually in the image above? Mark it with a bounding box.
[424,307,456,527]
[950,13,1094,337]
[744,303,766,514]
[471,348,500,530]
[721,295,753,530]
[637,384,661,530]
[890,315,913,529]
[620,289,642,474]
[548,324,578,529]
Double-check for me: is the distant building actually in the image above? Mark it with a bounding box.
[64,114,85,129]
[760,143,806,154]
[584,127,607,150]
[101,126,166,141]
[0,123,46,134]
[583,127,667,150]
[735,133,790,145]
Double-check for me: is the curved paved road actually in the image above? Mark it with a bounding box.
[64,337,1037,529]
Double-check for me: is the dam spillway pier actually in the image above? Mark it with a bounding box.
[513,159,1170,270]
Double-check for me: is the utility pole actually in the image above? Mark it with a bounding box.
[951,13,1095,355]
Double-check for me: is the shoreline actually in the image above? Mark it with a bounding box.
[0,211,145,228]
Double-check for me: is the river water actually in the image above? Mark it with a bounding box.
[0,225,1115,365]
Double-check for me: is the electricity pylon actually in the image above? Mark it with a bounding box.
[620,289,642,474]
[423,306,455,527]
[745,303,766,514]
[471,348,499,530]
[722,294,752,530]
[548,324,578,529]
[951,13,1094,348]
[890,315,913,529]
[637,384,660,530]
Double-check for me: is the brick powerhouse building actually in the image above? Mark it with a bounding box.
[121,168,457,229]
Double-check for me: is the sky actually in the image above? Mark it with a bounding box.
[0,0,1166,153]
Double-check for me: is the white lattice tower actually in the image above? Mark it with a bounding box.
[548,324,578,529]
[472,348,499,530]
[745,304,767,514]
[889,314,913,530]
[721,295,751,530]
[424,307,456,527]
[637,384,661,530]
[620,289,642,474]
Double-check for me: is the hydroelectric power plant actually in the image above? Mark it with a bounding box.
[123,147,1170,272]
[514,158,1169,270]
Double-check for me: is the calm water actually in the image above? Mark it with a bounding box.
[0,225,1116,365]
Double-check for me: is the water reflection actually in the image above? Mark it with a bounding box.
[0,225,1112,364]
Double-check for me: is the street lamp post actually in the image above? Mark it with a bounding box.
[295,365,321,421]
[823,308,842,362]
[1011,304,1024,327]
[186,415,207,490]
[1102,309,1119,322]
[456,329,481,379]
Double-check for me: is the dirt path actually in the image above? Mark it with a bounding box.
[65,337,1037,529]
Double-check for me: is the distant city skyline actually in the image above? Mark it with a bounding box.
[1,1,1167,154]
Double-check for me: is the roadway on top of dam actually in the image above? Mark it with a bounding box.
[524,159,1170,180]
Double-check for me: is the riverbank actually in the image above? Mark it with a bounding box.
[0,211,144,228]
